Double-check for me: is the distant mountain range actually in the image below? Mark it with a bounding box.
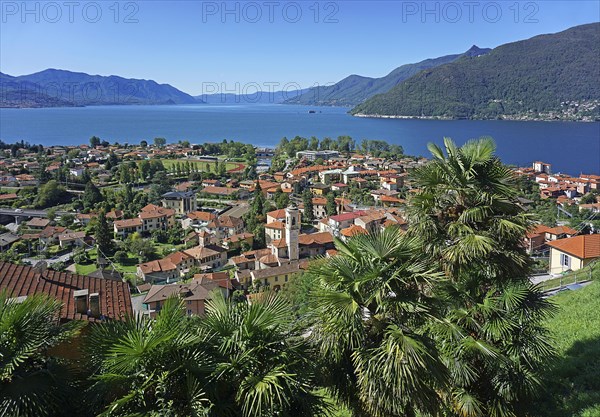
[351,23,600,121]
[283,46,491,107]
[2,23,598,121]
[197,89,310,105]
[0,69,199,108]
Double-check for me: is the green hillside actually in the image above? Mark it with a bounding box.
[285,46,490,107]
[351,23,600,121]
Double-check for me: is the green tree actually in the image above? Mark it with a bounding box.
[95,209,113,257]
[274,189,290,209]
[84,297,210,416]
[408,137,555,416]
[252,181,265,215]
[36,180,68,208]
[325,192,337,216]
[200,291,329,417]
[154,137,167,147]
[309,228,447,416]
[128,233,156,262]
[83,182,103,210]
[139,160,151,180]
[0,292,83,417]
[89,136,101,148]
[302,190,314,223]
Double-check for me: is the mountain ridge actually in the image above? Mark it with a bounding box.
[351,23,600,121]
[283,45,491,107]
[0,69,200,108]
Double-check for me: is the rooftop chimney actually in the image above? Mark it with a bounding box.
[73,289,89,315]
[89,293,100,317]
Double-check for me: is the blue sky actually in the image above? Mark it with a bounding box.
[1,1,598,95]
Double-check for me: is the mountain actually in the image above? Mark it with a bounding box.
[197,88,309,104]
[351,23,600,121]
[283,46,491,107]
[0,69,199,108]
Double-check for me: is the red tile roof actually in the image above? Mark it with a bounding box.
[266,209,287,220]
[547,234,600,260]
[0,261,132,322]
[340,225,368,237]
[114,218,143,229]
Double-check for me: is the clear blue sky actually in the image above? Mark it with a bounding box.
[1,1,598,95]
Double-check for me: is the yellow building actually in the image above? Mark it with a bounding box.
[161,191,198,215]
[249,261,304,291]
[547,234,600,274]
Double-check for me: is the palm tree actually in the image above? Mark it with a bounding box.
[308,227,448,417]
[86,292,327,417]
[199,291,329,417]
[0,292,83,417]
[84,297,210,417]
[409,137,555,416]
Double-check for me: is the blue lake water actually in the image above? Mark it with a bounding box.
[1,104,599,175]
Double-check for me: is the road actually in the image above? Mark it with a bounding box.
[23,251,74,267]
[0,208,71,218]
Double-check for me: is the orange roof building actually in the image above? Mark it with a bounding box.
[547,234,600,274]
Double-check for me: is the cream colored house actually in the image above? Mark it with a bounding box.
[547,234,600,274]
[161,191,197,215]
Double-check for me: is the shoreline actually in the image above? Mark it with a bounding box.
[352,113,599,123]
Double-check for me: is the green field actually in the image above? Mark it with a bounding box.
[534,280,600,417]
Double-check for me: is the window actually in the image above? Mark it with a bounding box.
[274,276,278,282]
[560,253,570,267]
[187,309,192,315]
[187,300,192,305]
[284,275,288,282]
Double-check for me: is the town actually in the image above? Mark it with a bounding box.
[1,135,599,417]
[0,137,599,318]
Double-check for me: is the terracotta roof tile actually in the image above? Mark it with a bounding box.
[0,261,132,322]
[547,234,600,259]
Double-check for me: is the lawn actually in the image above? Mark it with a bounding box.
[74,248,138,281]
[538,262,600,292]
[75,262,97,275]
[533,280,600,417]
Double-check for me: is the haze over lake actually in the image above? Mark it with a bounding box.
[1,104,599,175]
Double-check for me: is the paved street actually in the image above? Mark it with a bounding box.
[0,208,71,218]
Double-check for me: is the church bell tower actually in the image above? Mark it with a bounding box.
[285,203,300,261]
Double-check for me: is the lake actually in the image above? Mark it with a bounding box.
[1,104,599,175]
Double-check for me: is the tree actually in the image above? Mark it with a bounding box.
[128,233,156,262]
[36,180,68,208]
[114,250,128,263]
[199,292,329,417]
[325,192,337,216]
[302,190,314,223]
[84,297,210,416]
[309,228,447,416]
[154,137,167,147]
[148,171,172,204]
[408,137,555,416]
[83,182,103,210]
[274,189,290,209]
[140,140,148,147]
[252,181,265,215]
[0,292,83,417]
[95,209,113,257]
[89,136,101,148]
[139,160,151,180]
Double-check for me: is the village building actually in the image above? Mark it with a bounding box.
[161,191,198,215]
[547,234,600,274]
